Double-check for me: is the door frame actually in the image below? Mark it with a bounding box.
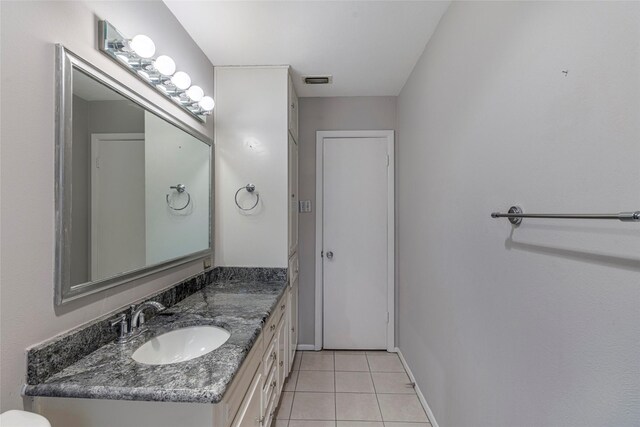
[315,130,395,352]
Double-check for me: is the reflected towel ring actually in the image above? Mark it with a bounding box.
[166,184,191,211]
[235,183,260,211]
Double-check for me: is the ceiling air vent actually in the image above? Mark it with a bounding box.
[303,75,332,85]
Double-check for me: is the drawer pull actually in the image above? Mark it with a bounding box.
[271,380,277,389]
[271,351,277,360]
[291,327,295,332]
[281,304,286,310]
[256,416,265,424]
[279,360,284,367]
[270,324,276,331]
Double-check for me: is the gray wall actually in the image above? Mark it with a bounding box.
[87,100,145,134]
[397,2,640,426]
[297,96,397,345]
[0,1,213,411]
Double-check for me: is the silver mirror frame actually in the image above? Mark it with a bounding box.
[55,44,213,305]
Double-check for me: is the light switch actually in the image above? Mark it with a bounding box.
[299,200,312,213]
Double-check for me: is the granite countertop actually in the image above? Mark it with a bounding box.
[23,278,288,403]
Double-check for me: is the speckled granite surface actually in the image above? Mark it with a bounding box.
[26,269,215,386]
[23,272,288,403]
[212,267,287,282]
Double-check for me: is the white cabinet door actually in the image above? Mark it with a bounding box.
[277,316,287,392]
[232,370,263,427]
[289,279,298,369]
[288,74,298,142]
[288,135,299,257]
[213,66,289,268]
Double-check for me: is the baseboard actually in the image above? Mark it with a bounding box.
[395,347,440,427]
[297,344,316,351]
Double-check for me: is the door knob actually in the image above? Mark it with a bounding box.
[326,251,334,260]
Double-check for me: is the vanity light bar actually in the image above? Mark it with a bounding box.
[98,20,213,122]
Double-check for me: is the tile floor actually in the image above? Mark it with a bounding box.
[274,351,431,427]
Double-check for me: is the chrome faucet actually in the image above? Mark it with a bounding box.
[131,301,166,331]
[109,301,166,344]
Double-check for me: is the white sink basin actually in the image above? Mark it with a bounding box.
[132,326,230,365]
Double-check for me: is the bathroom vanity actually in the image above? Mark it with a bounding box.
[25,268,298,427]
[24,40,301,427]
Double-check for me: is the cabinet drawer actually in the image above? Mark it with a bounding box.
[278,297,287,321]
[263,293,286,346]
[263,315,277,346]
[225,333,264,427]
[262,361,278,414]
[262,335,277,377]
[230,369,263,427]
[263,382,279,427]
[277,316,287,389]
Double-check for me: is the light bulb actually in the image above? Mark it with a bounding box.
[171,71,191,90]
[186,85,204,102]
[199,96,215,111]
[153,55,175,76]
[129,34,155,58]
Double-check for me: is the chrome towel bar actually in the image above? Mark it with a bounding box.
[491,206,640,225]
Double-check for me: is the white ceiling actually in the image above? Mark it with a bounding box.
[164,1,450,97]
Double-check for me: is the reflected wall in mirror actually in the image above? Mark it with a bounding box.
[57,45,212,305]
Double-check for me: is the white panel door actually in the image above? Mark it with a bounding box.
[90,134,145,281]
[322,136,390,349]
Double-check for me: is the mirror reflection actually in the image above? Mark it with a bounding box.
[69,68,210,287]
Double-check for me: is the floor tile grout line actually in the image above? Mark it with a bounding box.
[290,351,297,419]
[333,351,337,421]
[292,353,300,390]
[369,354,386,423]
[288,422,430,426]
[373,389,385,422]
[285,355,299,421]
[383,423,432,425]
[286,390,294,420]
[289,422,426,425]
[294,390,381,394]
[301,369,369,372]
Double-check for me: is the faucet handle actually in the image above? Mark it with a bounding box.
[109,313,129,343]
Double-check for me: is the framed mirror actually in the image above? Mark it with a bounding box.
[55,45,213,305]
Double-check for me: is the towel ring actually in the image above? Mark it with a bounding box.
[166,184,191,211]
[235,183,260,211]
